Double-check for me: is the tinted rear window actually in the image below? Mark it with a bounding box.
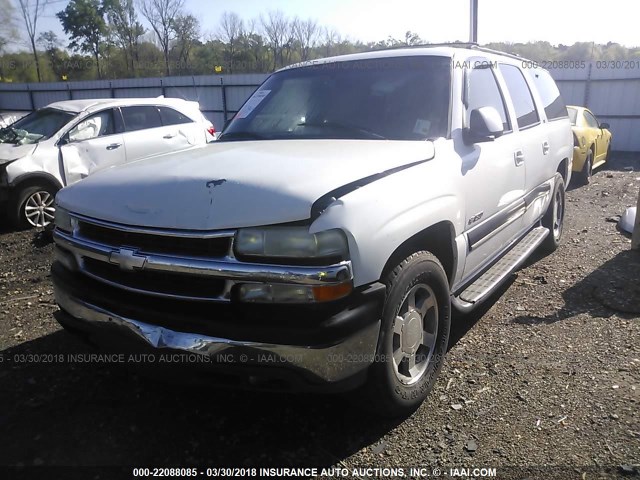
[526,68,568,120]
[121,106,162,132]
[499,64,539,129]
[159,107,192,126]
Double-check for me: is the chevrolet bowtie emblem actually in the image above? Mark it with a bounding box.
[109,248,147,271]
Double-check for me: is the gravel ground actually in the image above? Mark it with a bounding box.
[0,154,639,480]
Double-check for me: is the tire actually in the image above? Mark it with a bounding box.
[541,173,565,253]
[578,149,593,185]
[11,185,58,229]
[362,251,451,418]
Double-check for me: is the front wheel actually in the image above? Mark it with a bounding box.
[12,185,58,229]
[362,251,451,417]
[541,173,565,253]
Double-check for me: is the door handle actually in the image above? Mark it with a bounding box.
[163,133,177,139]
[542,141,550,155]
[106,143,122,150]
[514,150,525,166]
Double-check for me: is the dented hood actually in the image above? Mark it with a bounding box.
[0,143,38,163]
[56,140,435,230]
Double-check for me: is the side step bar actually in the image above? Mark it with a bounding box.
[453,226,549,311]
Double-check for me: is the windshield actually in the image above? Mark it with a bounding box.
[0,108,75,145]
[567,107,577,126]
[221,56,451,141]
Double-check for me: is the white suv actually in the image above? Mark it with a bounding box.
[52,46,572,416]
[0,97,215,228]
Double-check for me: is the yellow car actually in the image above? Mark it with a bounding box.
[568,105,612,184]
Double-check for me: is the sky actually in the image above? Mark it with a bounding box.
[31,0,639,49]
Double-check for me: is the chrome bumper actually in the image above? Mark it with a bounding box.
[55,288,381,384]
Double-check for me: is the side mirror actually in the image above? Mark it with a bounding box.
[600,122,610,130]
[464,106,504,144]
[58,135,69,146]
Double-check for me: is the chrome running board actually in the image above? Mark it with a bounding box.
[454,226,549,310]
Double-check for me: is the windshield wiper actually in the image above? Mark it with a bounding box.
[218,131,267,142]
[297,121,387,140]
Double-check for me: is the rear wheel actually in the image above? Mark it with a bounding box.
[12,185,58,229]
[541,173,565,253]
[578,149,593,185]
[362,251,450,417]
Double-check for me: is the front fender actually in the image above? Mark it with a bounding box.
[311,162,463,287]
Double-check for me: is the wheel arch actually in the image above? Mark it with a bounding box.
[10,172,63,197]
[380,221,457,288]
[557,157,571,185]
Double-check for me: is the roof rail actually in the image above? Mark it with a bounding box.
[468,45,525,61]
[370,42,530,62]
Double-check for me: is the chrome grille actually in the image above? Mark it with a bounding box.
[82,258,226,300]
[60,215,236,301]
[77,220,232,258]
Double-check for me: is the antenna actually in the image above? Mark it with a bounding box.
[470,0,479,43]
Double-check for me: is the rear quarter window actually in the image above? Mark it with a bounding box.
[159,107,193,126]
[526,68,568,120]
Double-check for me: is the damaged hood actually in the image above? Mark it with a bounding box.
[0,143,37,164]
[56,140,435,230]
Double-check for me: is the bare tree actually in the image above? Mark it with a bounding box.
[282,17,296,65]
[139,0,184,75]
[217,11,242,73]
[294,17,319,62]
[16,0,49,82]
[323,26,340,57]
[260,10,288,70]
[243,17,266,72]
[172,13,199,69]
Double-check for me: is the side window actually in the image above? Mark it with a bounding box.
[466,65,510,132]
[68,110,115,142]
[584,111,599,129]
[526,68,567,120]
[159,107,193,126]
[498,64,539,129]
[121,106,162,132]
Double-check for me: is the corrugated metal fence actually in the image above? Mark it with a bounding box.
[0,62,638,151]
[549,62,640,152]
[0,74,268,131]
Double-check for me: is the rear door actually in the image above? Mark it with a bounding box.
[158,106,204,146]
[59,108,126,186]
[120,105,201,162]
[496,63,546,197]
[524,67,571,186]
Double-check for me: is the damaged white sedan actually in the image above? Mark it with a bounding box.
[0,98,215,228]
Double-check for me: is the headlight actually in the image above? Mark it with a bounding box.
[235,227,349,263]
[54,205,73,233]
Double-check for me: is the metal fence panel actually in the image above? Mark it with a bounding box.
[0,67,638,150]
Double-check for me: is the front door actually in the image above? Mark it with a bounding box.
[60,108,127,186]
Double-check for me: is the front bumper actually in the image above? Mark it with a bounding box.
[53,264,385,390]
